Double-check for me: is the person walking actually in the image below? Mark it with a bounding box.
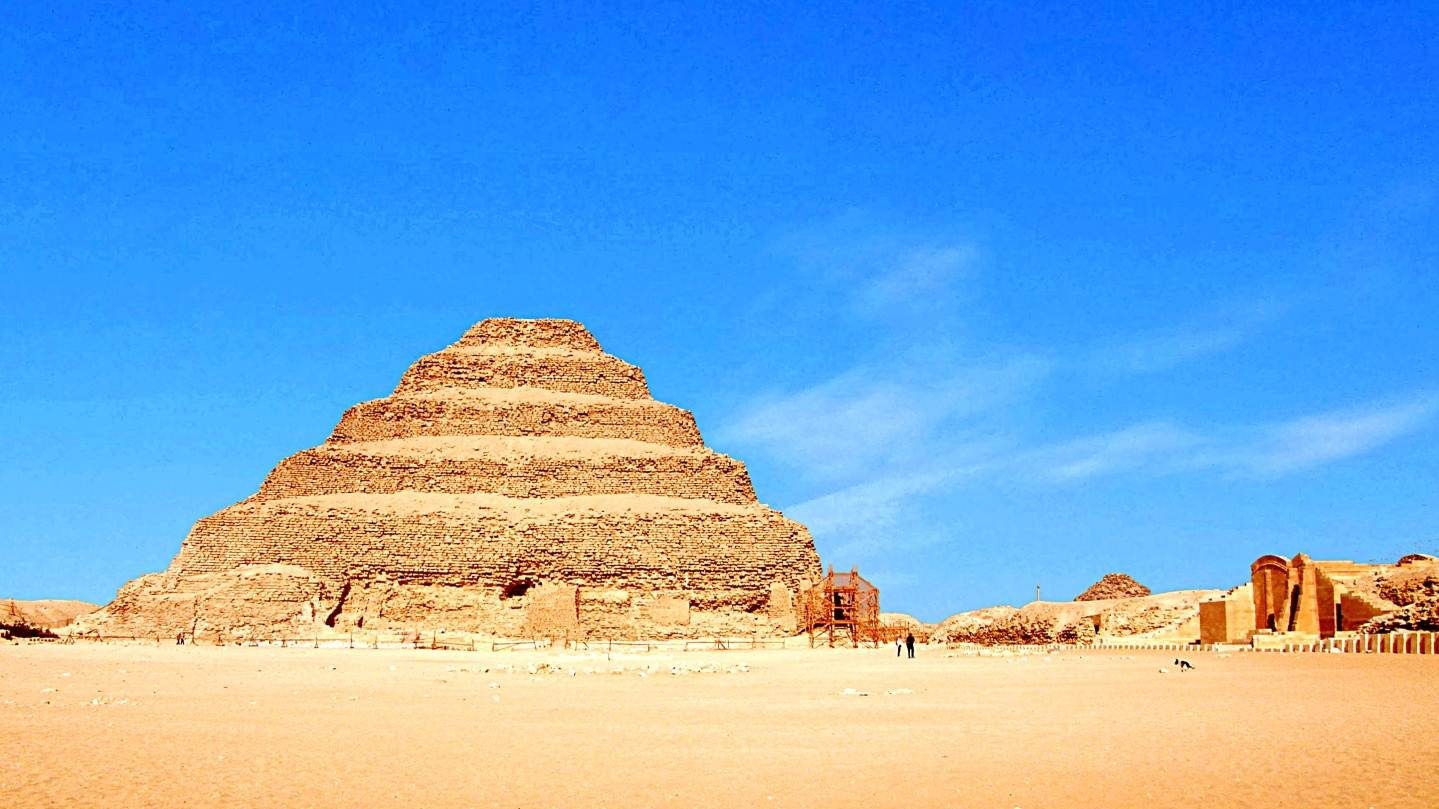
[895,637,903,657]
[905,631,915,659]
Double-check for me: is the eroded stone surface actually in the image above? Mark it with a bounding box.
[80,319,820,640]
[1075,573,1151,602]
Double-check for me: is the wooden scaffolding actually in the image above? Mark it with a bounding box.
[798,566,881,647]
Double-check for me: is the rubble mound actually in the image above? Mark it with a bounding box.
[79,319,821,640]
[931,606,1021,644]
[879,612,927,629]
[1373,556,1439,606]
[1075,573,1151,601]
[1,599,98,639]
[1359,557,1439,632]
[933,590,1220,645]
[2,599,96,629]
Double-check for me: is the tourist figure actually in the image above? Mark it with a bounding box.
[896,638,902,657]
[905,631,915,659]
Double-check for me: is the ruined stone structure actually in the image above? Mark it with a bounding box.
[1199,553,1436,645]
[1,599,97,638]
[81,319,821,640]
[1074,573,1151,602]
[933,589,1219,646]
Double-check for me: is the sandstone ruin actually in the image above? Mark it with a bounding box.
[1074,572,1151,601]
[79,319,821,640]
[1,599,97,638]
[1199,552,1439,646]
[932,589,1219,646]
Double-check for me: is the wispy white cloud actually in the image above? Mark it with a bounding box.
[788,471,953,535]
[1213,395,1439,478]
[787,471,964,559]
[769,394,1436,564]
[741,211,1434,569]
[1018,422,1204,482]
[775,210,982,315]
[1090,301,1290,375]
[1101,325,1252,375]
[1010,394,1439,483]
[718,353,1048,483]
[854,245,979,312]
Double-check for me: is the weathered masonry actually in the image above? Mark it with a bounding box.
[1199,553,1436,646]
[83,319,821,640]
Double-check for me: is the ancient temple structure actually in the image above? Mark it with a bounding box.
[1199,553,1433,644]
[81,319,821,640]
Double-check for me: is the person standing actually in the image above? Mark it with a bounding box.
[895,637,902,657]
[905,631,915,659]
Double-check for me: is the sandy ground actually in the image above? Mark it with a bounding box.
[2,644,1435,808]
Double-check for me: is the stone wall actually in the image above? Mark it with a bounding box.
[395,350,650,399]
[257,439,756,503]
[1199,584,1255,644]
[330,392,703,447]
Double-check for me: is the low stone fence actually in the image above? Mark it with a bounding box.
[949,634,1439,656]
[1090,640,1202,652]
[1247,632,1439,655]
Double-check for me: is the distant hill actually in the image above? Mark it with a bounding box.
[2,599,99,636]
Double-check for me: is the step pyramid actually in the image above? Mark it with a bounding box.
[84,319,820,639]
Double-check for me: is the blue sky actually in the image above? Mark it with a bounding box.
[3,4,1436,621]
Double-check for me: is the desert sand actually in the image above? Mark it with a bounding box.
[3,643,1434,808]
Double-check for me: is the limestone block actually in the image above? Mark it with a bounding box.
[330,391,703,447]
[642,596,691,626]
[395,349,650,399]
[767,581,797,632]
[258,437,756,504]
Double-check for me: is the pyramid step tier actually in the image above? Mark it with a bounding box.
[394,347,650,398]
[256,437,758,504]
[171,493,818,599]
[329,389,703,446]
[456,318,602,352]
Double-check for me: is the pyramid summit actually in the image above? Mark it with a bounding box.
[82,318,821,640]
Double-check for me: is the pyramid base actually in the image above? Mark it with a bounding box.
[74,565,800,641]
